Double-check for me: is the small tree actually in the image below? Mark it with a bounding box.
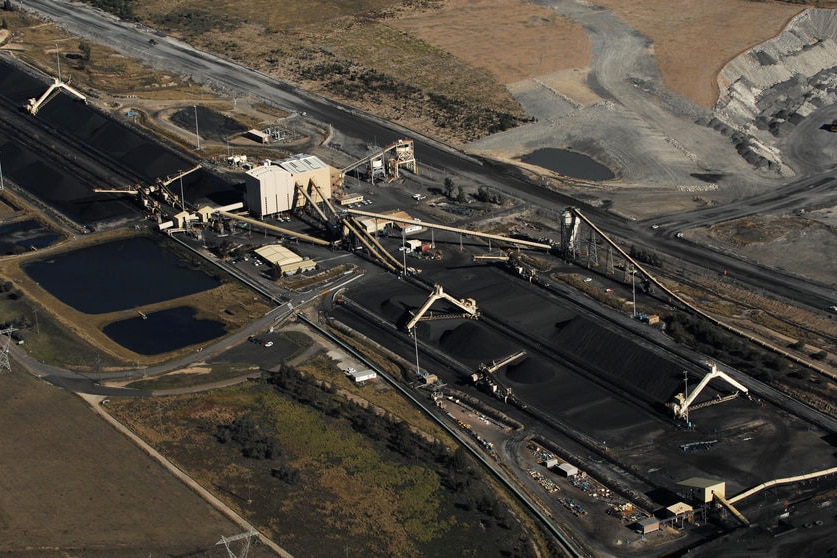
[78,41,90,62]
[811,350,828,361]
[443,176,454,198]
[456,186,467,203]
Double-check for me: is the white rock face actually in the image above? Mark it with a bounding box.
[714,9,837,167]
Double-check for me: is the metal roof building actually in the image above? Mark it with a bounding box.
[637,517,660,534]
[255,244,316,275]
[557,462,579,477]
[277,154,332,204]
[255,244,302,267]
[243,154,333,218]
[346,368,377,382]
[244,165,296,218]
[678,477,726,504]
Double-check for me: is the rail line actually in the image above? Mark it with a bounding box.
[297,312,587,557]
[335,278,661,514]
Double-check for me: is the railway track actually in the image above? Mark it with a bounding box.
[297,312,588,558]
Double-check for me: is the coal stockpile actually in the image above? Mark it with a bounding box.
[438,321,518,362]
[430,264,683,405]
[170,105,247,142]
[0,132,137,224]
[502,355,659,439]
[0,59,45,105]
[11,69,242,207]
[379,291,435,326]
[176,168,243,208]
[504,357,556,384]
[551,316,683,403]
[37,94,188,182]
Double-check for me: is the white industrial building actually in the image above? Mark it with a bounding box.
[346,368,377,383]
[678,477,726,504]
[244,154,333,219]
[254,244,316,275]
[556,462,579,477]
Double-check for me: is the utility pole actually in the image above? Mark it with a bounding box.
[631,265,637,318]
[683,371,690,426]
[55,44,61,81]
[413,326,420,376]
[0,150,4,191]
[401,229,407,276]
[179,171,186,211]
[193,105,201,150]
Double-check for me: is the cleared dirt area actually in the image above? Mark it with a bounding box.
[686,215,837,289]
[393,0,591,85]
[598,1,805,108]
[0,370,264,557]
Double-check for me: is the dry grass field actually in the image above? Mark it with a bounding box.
[119,0,828,143]
[0,371,256,557]
[598,0,806,107]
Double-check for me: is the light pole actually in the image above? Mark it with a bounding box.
[413,327,420,376]
[193,105,201,150]
[179,171,186,211]
[631,265,636,318]
[401,229,407,276]
[0,150,5,191]
[55,44,61,81]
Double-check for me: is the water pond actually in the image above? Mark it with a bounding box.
[24,236,219,314]
[520,148,615,181]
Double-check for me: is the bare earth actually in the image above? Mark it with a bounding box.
[0,371,257,557]
[397,0,803,109]
[393,0,591,85]
[598,0,804,107]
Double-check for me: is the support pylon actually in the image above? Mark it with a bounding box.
[0,327,18,373]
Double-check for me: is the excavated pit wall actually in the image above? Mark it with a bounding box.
[713,9,837,170]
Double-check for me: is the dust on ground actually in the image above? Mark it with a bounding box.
[685,215,837,287]
[598,0,805,107]
[0,370,260,557]
[393,0,591,85]
[393,0,803,109]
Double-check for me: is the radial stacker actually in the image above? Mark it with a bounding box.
[27,78,87,115]
[670,362,750,421]
[405,284,479,332]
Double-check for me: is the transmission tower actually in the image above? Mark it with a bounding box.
[216,530,255,558]
[0,327,18,373]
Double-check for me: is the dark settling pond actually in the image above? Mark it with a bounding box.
[0,220,60,254]
[520,148,615,181]
[103,306,226,355]
[170,105,248,141]
[24,236,219,314]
